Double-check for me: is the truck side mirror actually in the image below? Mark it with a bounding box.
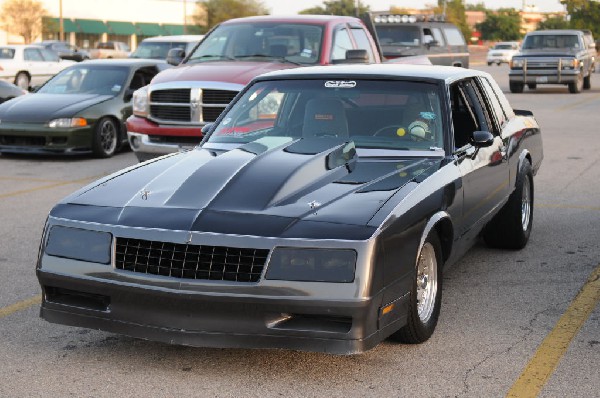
[166,48,186,65]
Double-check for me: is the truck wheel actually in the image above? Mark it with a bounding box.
[487,62,492,66]
[390,231,442,344]
[483,160,534,250]
[569,73,583,93]
[527,83,537,90]
[92,117,119,158]
[583,73,591,89]
[509,82,524,93]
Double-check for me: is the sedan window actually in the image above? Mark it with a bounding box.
[24,48,44,61]
[0,48,15,59]
[39,66,129,95]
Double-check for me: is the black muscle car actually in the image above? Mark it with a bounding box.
[36,64,543,354]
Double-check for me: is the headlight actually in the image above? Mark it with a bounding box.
[132,86,149,117]
[510,58,524,68]
[266,248,356,283]
[45,226,112,264]
[48,118,87,128]
[561,58,579,69]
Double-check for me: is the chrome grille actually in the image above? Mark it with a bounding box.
[526,59,559,69]
[115,238,269,283]
[149,88,239,124]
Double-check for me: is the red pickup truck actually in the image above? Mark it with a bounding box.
[126,15,382,161]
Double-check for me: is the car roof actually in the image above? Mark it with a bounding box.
[527,30,583,35]
[139,35,204,43]
[71,58,166,67]
[222,14,362,25]
[255,64,481,84]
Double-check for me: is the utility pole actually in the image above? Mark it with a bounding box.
[59,0,64,41]
[183,0,187,34]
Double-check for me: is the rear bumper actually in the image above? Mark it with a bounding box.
[38,269,408,355]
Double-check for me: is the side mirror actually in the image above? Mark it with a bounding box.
[201,123,214,135]
[166,48,186,65]
[471,131,494,147]
[426,40,439,49]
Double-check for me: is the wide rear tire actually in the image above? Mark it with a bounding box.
[483,160,534,250]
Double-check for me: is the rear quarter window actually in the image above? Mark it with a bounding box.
[0,48,15,59]
[443,27,466,46]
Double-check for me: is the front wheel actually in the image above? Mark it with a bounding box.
[484,160,534,250]
[391,232,442,344]
[583,73,591,89]
[527,83,537,90]
[92,117,119,158]
[509,81,524,93]
[569,73,583,93]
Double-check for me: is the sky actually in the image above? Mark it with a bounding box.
[263,0,566,15]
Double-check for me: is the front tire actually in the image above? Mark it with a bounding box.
[484,160,534,250]
[527,83,537,90]
[583,73,591,89]
[92,117,119,158]
[391,232,442,344]
[569,72,583,93]
[509,81,524,93]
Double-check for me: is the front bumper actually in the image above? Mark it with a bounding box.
[509,69,580,84]
[0,123,94,154]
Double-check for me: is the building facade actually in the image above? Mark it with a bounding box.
[0,0,203,49]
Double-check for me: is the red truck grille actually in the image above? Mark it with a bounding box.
[149,88,238,124]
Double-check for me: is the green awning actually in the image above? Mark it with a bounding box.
[45,17,78,33]
[162,24,185,35]
[107,21,136,35]
[75,19,109,34]
[135,23,165,36]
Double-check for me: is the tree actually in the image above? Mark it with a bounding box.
[465,2,487,12]
[0,0,48,44]
[431,0,471,41]
[537,16,570,30]
[299,0,370,17]
[197,0,269,31]
[561,0,600,38]
[476,8,521,41]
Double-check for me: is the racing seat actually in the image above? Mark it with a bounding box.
[302,98,349,139]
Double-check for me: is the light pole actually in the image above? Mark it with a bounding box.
[183,0,187,34]
[59,0,64,41]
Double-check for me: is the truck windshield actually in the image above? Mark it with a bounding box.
[187,23,323,64]
[206,79,444,152]
[522,34,580,50]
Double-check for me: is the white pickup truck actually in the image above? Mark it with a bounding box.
[89,41,130,59]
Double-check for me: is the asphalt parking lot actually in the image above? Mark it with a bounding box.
[0,65,598,398]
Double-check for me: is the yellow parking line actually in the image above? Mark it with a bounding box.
[506,265,600,398]
[0,174,105,199]
[0,295,41,319]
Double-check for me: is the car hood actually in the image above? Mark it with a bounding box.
[151,61,299,86]
[0,93,112,122]
[52,138,441,239]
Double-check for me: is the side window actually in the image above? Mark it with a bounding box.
[462,80,492,133]
[24,48,44,61]
[449,79,492,149]
[41,48,60,62]
[331,27,353,61]
[486,76,515,119]
[478,77,507,129]
[350,28,375,61]
[443,27,466,46]
[430,28,445,46]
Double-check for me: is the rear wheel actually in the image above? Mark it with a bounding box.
[14,72,30,91]
[484,160,534,250]
[569,72,583,93]
[391,232,442,344]
[509,81,524,93]
[92,117,119,158]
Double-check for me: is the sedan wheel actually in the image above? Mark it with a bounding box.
[391,232,442,344]
[92,117,119,158]
[15,72,30,91]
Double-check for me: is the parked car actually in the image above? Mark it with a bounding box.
[509,29,596,93]
[0,44,76,90]
[37,64,543,354]
[40,40,91,62]
[487,41,519,65]
[0,59,166,158]
[0,80,27,104]
[129,35,203,60]
[89,41,131,59]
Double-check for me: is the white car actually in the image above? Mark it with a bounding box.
[487,41,520,65]
[0,45,76,90]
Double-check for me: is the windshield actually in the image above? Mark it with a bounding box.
[207,79,444,152]
[375,26,420,46]
[187,23,323,64]
[130,41,197,59]
[522,34,580,50]
[494,44,516,50]
[38,66,129,95]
